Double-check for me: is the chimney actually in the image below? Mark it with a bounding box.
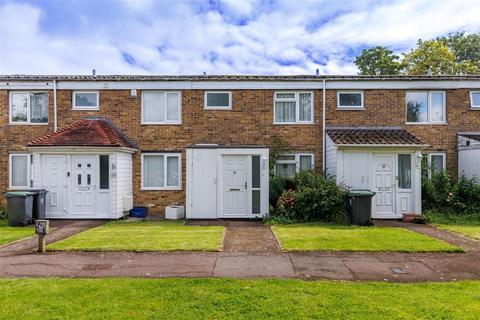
[315,68,320,76]
[92,69,97,77]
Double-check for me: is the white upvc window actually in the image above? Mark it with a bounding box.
[9,154,31,189]
[470,91,480,109]
[142,91,181,124]
[274,92,313,124]
[9,92,49,124]
[423,152,446,176]
[141,153,182,190]
[406,91,446,124]
[73,91,99,110]
[275,153,314,178]
[337,91,364,109]
[204,91,232,109]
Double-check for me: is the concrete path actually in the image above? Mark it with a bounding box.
[0,220,106,257]
[0,220,479,282]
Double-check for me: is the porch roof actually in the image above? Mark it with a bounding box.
[27,119,137,149]
[326,127,426,146]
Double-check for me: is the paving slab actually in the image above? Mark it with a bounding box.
[289,253,354,280]
[214,253,295,278]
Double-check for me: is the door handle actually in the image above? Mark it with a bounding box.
[244,182,247,189]
[229,188,240,191]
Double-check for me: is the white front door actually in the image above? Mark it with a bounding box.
[43,155,67,217]
[71,155,97,215]
[222,156,248,216]
[373,154,395,217]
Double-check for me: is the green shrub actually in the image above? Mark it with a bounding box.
[422,171,480,216]
[269,171,349,224]
[0,206,7,220]
[269,175,287,206]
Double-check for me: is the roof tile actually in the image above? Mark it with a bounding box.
[326,127,425,146]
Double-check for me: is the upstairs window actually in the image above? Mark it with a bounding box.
[406,91,445,124]
[337,91,364,109]
[274,92,313,124]
[142,91,181,124]
[204,92,232,109]
[275,153,314,178]
[470,91,480,109]
[9,92,48,124]
[73,91,99,110]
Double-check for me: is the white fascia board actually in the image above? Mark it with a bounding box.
[0,82,54,89]
[326,80,480,90]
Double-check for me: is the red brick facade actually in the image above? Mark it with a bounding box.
[1,79,479,215]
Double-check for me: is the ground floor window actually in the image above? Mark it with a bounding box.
[422,152,446,177]
[9,154,31,188]
[398,154,412,189]
[275,153,314,178]
[141,153,181,190]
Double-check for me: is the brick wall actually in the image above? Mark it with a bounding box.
[1,86,479,214]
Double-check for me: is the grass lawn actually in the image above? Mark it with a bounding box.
[0,219,35,246]
[271,224,462,252]
[0,278,479,319]
[425,211,480,241]
[48,220,225,252]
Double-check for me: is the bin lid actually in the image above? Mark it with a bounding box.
[5,191,36,197]
[349,189,376,197]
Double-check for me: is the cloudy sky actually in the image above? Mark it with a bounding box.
[1,0,480,75]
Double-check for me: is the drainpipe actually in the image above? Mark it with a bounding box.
[322,79,326,174]
[53,78,57,132]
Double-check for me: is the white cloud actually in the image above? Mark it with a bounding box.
[0,0,479,75]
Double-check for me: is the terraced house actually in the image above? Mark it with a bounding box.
[1,74,480,220]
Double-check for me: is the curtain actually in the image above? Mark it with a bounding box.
[299,155,312,171]
[299,93,312,121]
[30,93,48,123]
[275,101,296,122]
[144,155,164,188]
[166,156,179,186]
[11,93,28,123]
[12,155,28,187]
[276,163,296,178]
[143,92,165,123]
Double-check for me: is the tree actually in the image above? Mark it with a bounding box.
[402,40,456,75]
[437,32,480,74]
[354,46,402,75]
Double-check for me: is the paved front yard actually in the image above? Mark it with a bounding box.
[48,220,225,252]
[0,219,35,246]
[271,224,462,252]
[0,278,478,319]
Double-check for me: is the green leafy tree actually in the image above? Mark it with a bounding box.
[437,32,480,74]
[402,40,456,75]
[354,46,402,75]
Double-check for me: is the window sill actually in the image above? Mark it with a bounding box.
[72,108,99,111]
[405,122,447,125]
[8,123,49,126]
[141,187,182,191]
[204,107,232,110]
[470,107,480,110]
[141,122,182,125]
[336,107,365,111]
[273,122,315,125]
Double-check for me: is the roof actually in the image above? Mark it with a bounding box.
[458,133,480,142]
[27,119,137,149]
[326,127,425,146]
[2,74,480,82]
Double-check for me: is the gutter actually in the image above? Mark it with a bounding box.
[53,78,58,132]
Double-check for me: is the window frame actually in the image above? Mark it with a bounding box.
[9,91,49,125]
[470,91,480,109]
[9,154,31,189]
[337,91,364,109]
[423,152,446,178]
[72,91,99,110]
[141,91,182,125]
[204,91,232,110]
[275,153,314,177]
[405,91,446,125]
[141,153,182,190]
[273,91,314,124]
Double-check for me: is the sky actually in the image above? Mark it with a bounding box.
[1,0,480,76]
